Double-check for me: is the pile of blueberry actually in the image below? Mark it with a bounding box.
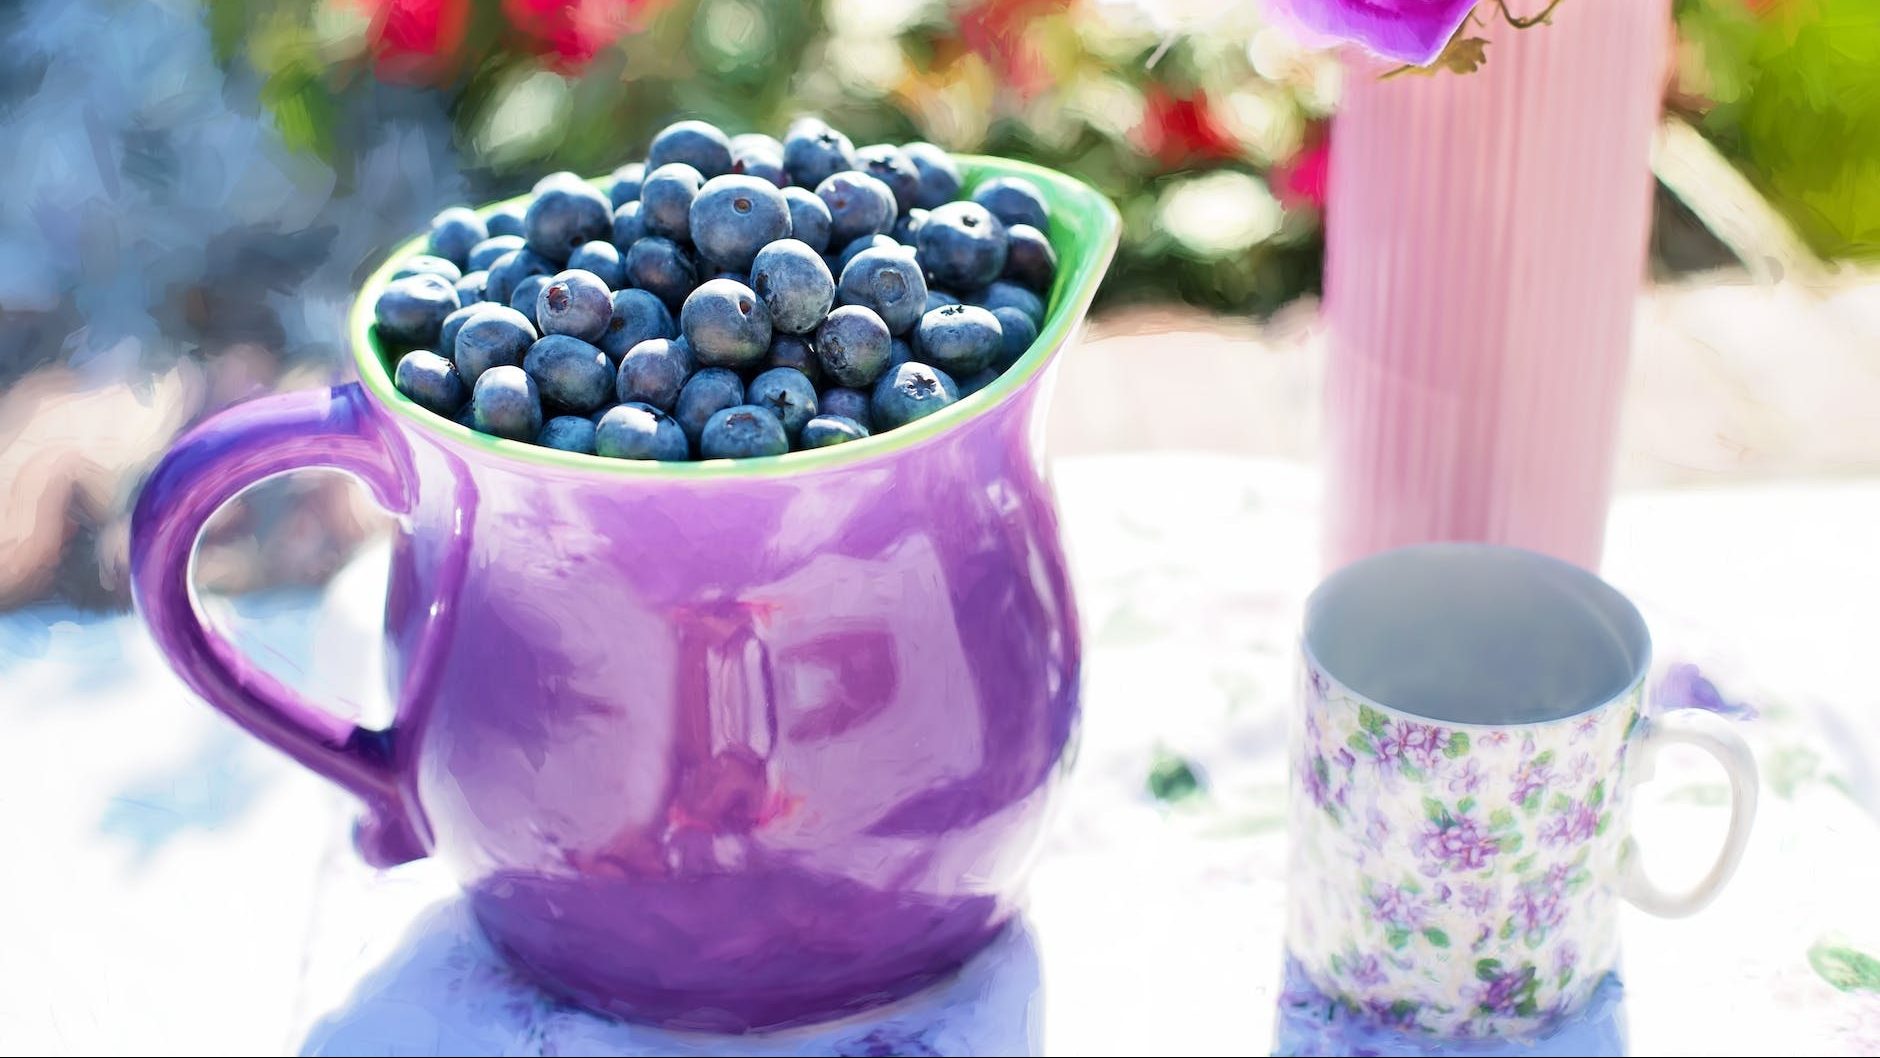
[374,118,1056,461]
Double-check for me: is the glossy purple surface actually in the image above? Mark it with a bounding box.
[129,339,1092,1031]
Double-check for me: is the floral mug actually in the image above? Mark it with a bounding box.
[1286,544,1758,1038]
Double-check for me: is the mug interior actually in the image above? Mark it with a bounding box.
[1304,544,1649,726]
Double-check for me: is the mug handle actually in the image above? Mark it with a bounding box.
[1618,709,1758,918]
[129,382,427,867]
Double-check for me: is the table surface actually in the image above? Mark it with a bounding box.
[5,456,1880,1057]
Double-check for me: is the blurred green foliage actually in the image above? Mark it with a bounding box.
[204,0,1880,317]
[1674,0,1880,260]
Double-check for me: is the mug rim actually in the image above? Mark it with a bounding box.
[348,155,1121,479]
[1301,543,1654,731]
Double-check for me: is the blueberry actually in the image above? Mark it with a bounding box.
[470,365,543,441]
[674,367,745,445]
[814,305,891,388]
[469,235,525,272]
[439,304,484,358]
[392,254,463,283]
[799,415,870,449]
[970,176,1049,231]
[566,240,626,290]
[871,362,959,429]
[394,349,467,417]
[892,207,927,246]
[901,142,962,210]
[956,367,1000,397]
[816,171,896,248]
[595,402,690,461]
[782,187,833,253]
[681,278,773,370]
[690,175,792,272]
[889,337,915,368]
[914,303,1001,376]
[453,305,538,382]
[730,140,788,188]
[765,333,821,387]
[624,236,699,312]
[509,274,551,318]
[484,247,557,305]
[747,367,818,440]
[608,162,644,208]
[427,207,488,269]
[455,271,488,305]
[838,247,928,335]
[524,180,613,262]
[538,415,598,454]
[535,269,614,341]
[1002,224,1056,293]
[597,288,677,361]
[924,288,960,314]
[641,163,706,242]
[485,203,526,239]
[522,334,613,414]
[818,386,872,429]
[709,270,749,286]
[611,202,646,250]
[731,132,785,159]
[849,143,916,210]
[750,239,834,335]
[616,336,696,412]
[832,233,901,277]
[915,201,1007,290]
[783,117,855,191]
[990,306,1038,368]
[375,273,461,346]
[534,171,591,194]
[648,120,734,179]
[972,279,1045,325]
[699,404,789,459]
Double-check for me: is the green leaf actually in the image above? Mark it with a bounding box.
[1387,927,1412,950]
[1558,967,1575,988]
[1402,764,1426,781]
[1476,958,1503,982]
[1359,704,1388,735]
[1490,808,1516,829]
[1423,928,1451,948]
[1457,796,1476,815]
[1532,750,1556,768]
[1423,797,1450,823]
[1549,793,1573,813]
[1499,919,1517,940]
[1589,780,1606,807]
[1809,943,1880,993]
[1147,751,1205,803]
[1521,789,1542,814]
[1348,733,1377,756]
[1501,833,1524,854]
[1445,732,1470,757]
[1623,710,1641,740]
[1595,814,1612,835]
[1513,853,1538,874]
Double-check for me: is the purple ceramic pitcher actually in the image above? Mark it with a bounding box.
[129,160,1119,1031]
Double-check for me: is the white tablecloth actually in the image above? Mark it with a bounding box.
[5,457,1879,1056]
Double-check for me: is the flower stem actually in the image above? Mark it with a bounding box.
[1496,0,1566,31]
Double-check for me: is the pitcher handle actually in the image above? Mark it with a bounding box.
[129,382,427,866]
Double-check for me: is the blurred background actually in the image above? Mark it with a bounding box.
[0,0,1876,615]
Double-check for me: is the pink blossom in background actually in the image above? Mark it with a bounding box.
[1263,0,1480,66]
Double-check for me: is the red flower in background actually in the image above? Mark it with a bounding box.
[363,0,471,83]
[957,0,1070,101]
[1136,88,1241,169]
[502,0,644,73]
[1271,132,1329,212]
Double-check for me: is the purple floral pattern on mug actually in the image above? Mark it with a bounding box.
[1285,664,1644,1037]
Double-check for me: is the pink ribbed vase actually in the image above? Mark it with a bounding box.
[1321,0,1672,572]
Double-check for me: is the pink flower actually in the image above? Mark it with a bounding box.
[1262,0,1480,67]
[1539,802,1599,847]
